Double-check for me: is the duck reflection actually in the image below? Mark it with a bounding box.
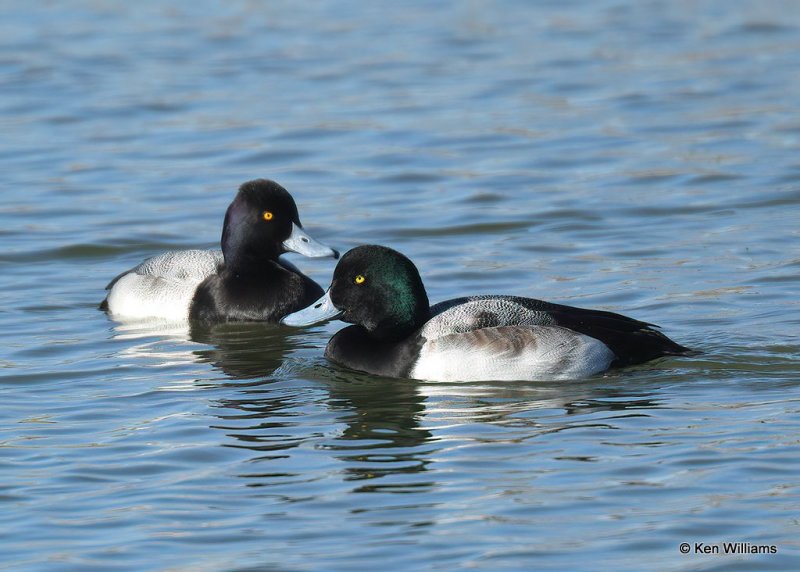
[212,359,665,497]
[321,369,433,491]
[417,374,664,436]
[107,318,305,391]
[419,377,662,419]
[190,321,303,379]
[214,362,434,493]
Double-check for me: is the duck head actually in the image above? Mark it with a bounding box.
[221,179,338,270]
[282,245,430,341]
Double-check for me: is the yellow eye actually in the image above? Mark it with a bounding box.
[262,211,273,221]
[354,274,366,285]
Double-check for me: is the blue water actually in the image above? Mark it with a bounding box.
[2,1,800,570]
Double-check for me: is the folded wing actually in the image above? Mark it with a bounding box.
[424,295,689,367]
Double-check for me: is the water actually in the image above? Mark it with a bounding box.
[2,1,799,570]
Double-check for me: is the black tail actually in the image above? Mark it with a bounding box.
[547,305,691,367]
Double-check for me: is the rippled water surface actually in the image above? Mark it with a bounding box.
[2,1,800,570]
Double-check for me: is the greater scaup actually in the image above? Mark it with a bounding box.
[282,245,691,381]
[101,179,338,323]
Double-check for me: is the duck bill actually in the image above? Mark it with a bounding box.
[282,223,339,259]
[281,290,343,326]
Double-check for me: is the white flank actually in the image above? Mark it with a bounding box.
[410,325,615,382]
[104,249,222,322]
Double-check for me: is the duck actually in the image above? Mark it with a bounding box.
[101,179,339,323]
[281,245,691,381]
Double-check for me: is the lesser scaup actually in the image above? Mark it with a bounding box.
[282,245,690,381]
[101,179,338,323]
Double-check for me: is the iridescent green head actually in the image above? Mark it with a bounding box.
[282,245,430,341]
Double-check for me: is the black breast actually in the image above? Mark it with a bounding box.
[325,326,425,378]
[189,265,323,323]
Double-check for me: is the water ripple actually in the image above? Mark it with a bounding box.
[2,1,800,571]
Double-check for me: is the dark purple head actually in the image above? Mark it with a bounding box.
[220,179,337,270]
